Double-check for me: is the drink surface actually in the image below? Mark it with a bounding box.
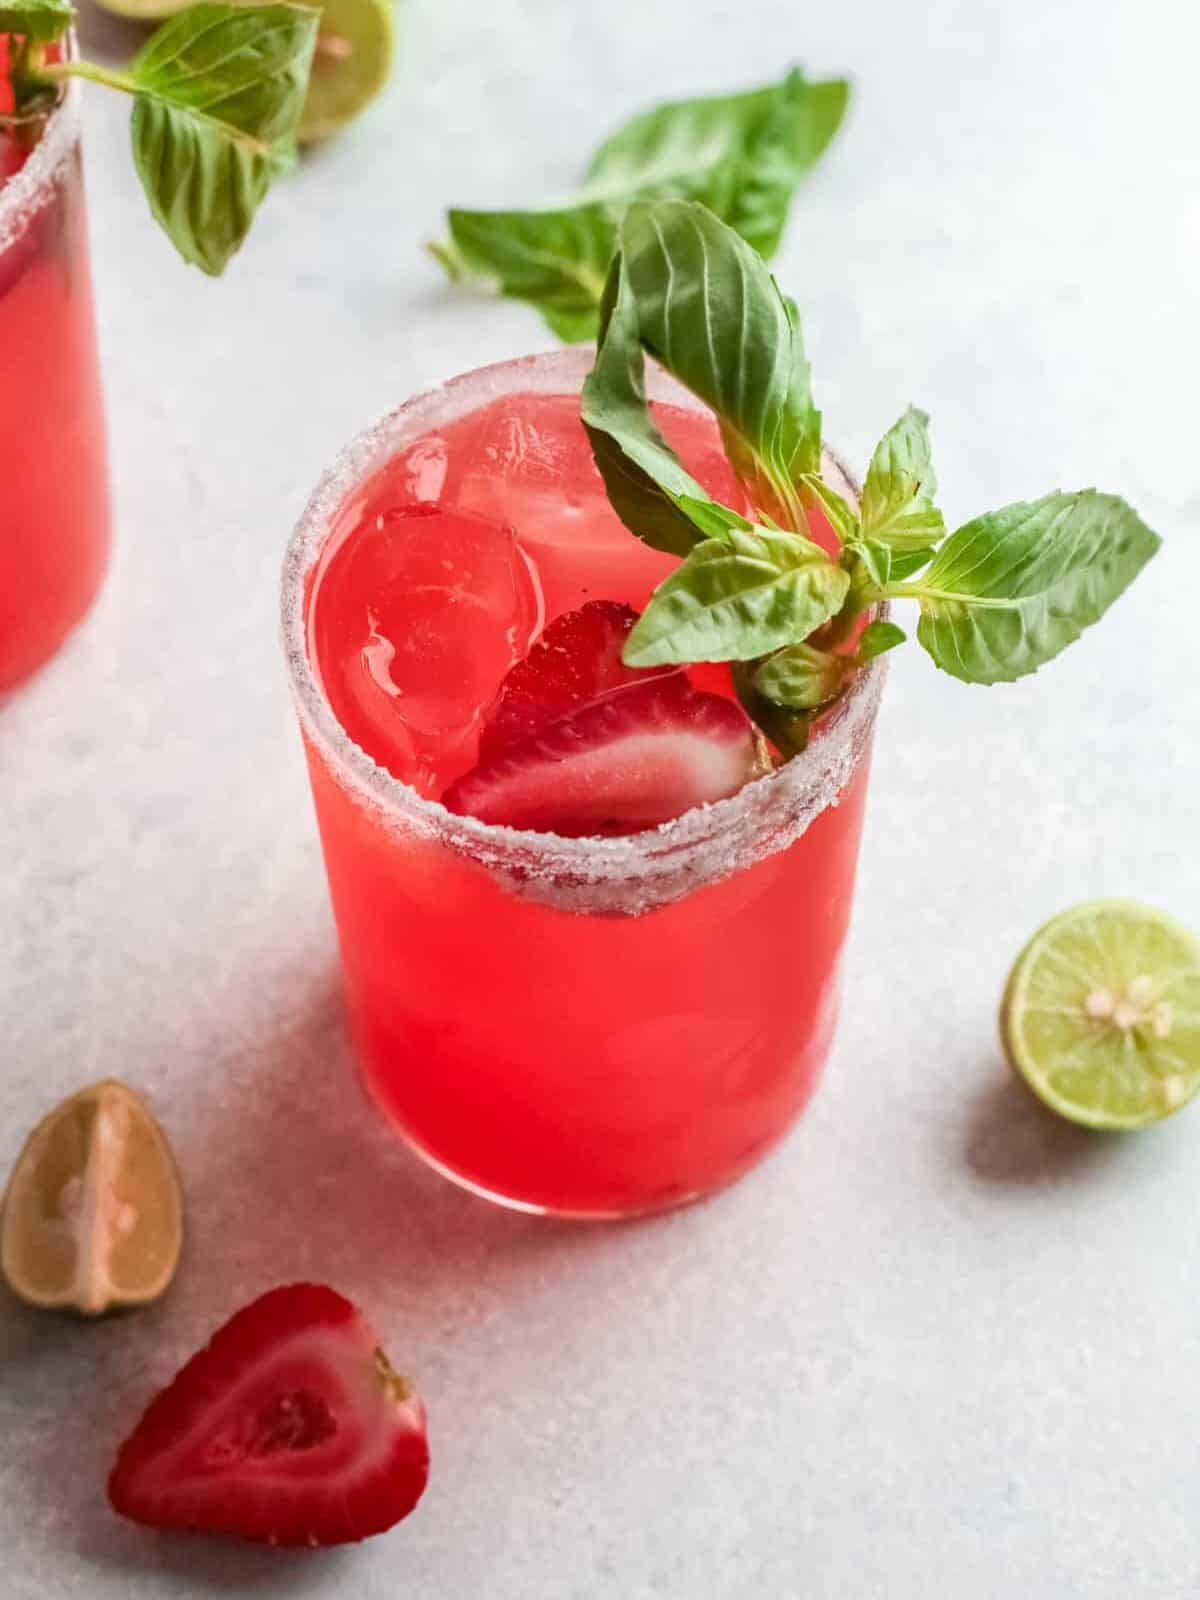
[0,44,110,691]
[308,391,752,797]
[298,375,873,1215]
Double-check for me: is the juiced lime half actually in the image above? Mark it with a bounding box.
[90,0,394,140]
[299,0,394,144]
[1,1080,183,1315]
[1001,901,1200,1129]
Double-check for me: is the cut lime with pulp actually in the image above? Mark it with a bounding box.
[300,0,394,144]
[1001,901,1200,1129]
[1,1080,183,1315]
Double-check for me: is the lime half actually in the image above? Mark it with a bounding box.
[300,0,395,144]
[1001,901,1200,1129]
[1,1081,183,1315]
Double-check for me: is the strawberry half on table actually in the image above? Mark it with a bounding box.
[108,1283,429,1547]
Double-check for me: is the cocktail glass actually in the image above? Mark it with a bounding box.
[0,43,110,692]
[283,347,885,1218]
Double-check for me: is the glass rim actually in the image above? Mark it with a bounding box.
[0,37,80,257]
[281,345,887,912]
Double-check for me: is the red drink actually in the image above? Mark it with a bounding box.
[285,349,883,1216]
[0,49,109,692]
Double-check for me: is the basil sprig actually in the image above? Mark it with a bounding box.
[2,1,317,275]
[431,67,849,341]
[580,200,1160,747]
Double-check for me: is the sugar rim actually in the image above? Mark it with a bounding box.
[281,346,886,904]
[0,41,80,257]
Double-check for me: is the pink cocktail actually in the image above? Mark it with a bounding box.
[284,349,883,1217]
[0,42,109,692]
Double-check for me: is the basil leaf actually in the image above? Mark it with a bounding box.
[913,490,1160,684]
[860,406,944,549]
[878,545,934,582]
[433,68,848,340]
[0,0,72,45]
[753,642,848,709]
[731,663,813,756]
[845,537,933,590]
[856,619,907,661]
[580,66,848,254]
[623,525,849,667]
[668,494,755,543]
[581,254,721,557]
[720,70,849,259]
[864,406,947,550]
[618,200,820,524]
[129,3,318,276]
[798,472,859,545]
[442,203,614,341]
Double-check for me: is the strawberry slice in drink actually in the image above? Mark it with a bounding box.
[108,1283,429,1547]
[450,601,764,835]
[446,672,763,837]
[478,599,677,761]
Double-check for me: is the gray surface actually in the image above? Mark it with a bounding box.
[3,0,1199,1594]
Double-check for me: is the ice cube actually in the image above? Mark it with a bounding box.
[441,393,748,619]
[311,504,544,793]
[371,433,451,505]
[445,393,609,534]
[446,392,746,542]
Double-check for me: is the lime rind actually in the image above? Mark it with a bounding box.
[1,1080,184,1315]
[1001,900,1200,1130]
[299,0,395,144]
[90,0,193,19]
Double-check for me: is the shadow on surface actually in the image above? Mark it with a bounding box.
[80,1530,351,1595]
[964,1071,1120,1186]
[51,964,624,1591]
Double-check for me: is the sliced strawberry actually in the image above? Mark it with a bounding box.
[108,1283,429,1547]
[478,599,675,761]
[445,675,762,836]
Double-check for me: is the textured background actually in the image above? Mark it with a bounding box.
[3,0,1199,1594]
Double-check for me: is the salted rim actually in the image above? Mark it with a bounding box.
[281,346,887,908]
[0,43,80,257]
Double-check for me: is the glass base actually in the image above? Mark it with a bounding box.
[363,1065,821,1222]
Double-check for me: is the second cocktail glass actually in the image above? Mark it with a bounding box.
[0,50,110,692]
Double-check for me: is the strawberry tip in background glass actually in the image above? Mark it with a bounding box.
[283,347,885,1218]
[0,38,110,692]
